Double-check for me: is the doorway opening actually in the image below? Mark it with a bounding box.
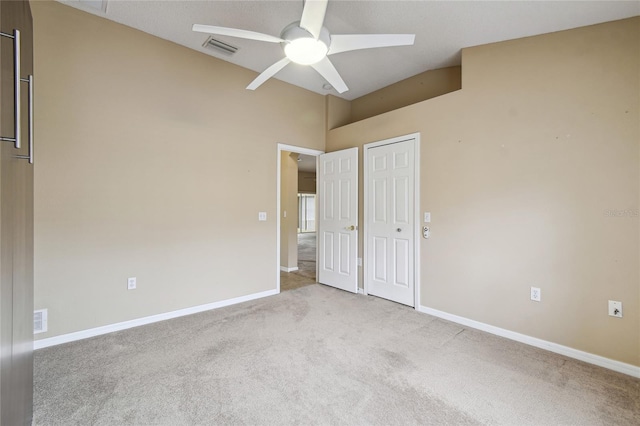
[298,193,316,233]
[276,144,323,293]
[294,192,317,287]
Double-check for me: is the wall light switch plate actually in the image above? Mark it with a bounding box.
[258,212,267,221]
[127,277,137,290]
[608,300,622,318]
[424,212,431,223]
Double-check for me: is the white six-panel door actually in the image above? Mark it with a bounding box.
[318,148,358,293]
[365,139,415,306]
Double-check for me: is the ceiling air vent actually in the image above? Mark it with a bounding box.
[78,0,108,13]
[203,37,239,56]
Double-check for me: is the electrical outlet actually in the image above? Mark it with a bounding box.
[127,277,137,290]
[530,287,541,302]
[608,300,622,318]
[34,309,48,334]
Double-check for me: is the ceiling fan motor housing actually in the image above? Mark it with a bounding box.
[281,22,331,65]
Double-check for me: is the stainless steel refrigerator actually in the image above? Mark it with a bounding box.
[0,0,34,424]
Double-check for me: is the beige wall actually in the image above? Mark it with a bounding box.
[32,2,325,338]
[350,66,461,122]
[327,18,640,366]
[280,152,298,269]
[325,67,462,128]
[326,95,352,130]
[298,171,316,194]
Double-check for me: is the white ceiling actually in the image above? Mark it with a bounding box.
[61,1,639,100]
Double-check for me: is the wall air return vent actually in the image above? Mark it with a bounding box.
[203,37,239,56]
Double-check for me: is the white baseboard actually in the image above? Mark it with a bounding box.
[280,266,299,272]
[34,289,279,350]
[419,306,640,379]
[357,287,365,295]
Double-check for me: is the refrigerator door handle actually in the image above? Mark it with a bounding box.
[16,75,33,164]
[0,29,21,150]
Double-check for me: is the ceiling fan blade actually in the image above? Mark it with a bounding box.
[310,57,348,94]
[192,24,284,43]
[328,34,415,55]
[246,57,292,91]
[300,0,328,39]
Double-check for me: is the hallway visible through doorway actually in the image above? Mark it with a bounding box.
[280,233,316,291]
[277,145,321,293]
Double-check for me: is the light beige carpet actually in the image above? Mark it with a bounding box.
[34,284,639,425]
[280,233,316,291]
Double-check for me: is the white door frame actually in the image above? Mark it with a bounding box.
[276,143,324,293]
[363,133,421,309]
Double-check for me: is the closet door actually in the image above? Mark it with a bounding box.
[0,0,34,424]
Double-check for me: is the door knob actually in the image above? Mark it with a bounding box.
[346,225,356,231]
[396,228,402,232]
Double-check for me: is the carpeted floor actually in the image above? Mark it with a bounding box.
[280,233,316,291]
[34,284,639,425]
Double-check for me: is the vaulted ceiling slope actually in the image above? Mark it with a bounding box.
[60,1,639,100]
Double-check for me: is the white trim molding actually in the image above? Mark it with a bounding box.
[280,266,299,272]
[419,305,640,378]
[34,289,278,350]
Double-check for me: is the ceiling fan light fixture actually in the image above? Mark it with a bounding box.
[193,3,415,93]
[284,37,328,65]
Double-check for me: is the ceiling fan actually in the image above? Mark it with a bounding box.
[192,0,415,94]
